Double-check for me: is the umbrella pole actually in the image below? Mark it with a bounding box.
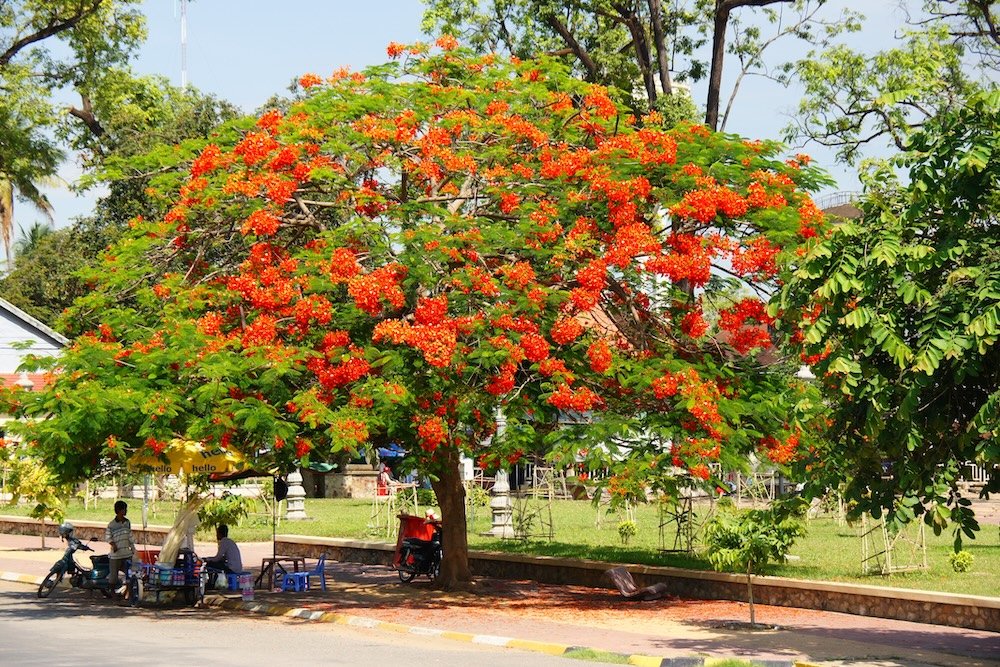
[142,474,150,549]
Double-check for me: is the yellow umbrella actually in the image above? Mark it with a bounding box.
[128,439,246,476]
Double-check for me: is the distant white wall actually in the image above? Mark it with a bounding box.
[0,309,62,373]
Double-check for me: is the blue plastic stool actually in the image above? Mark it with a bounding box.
[281,571,310,592]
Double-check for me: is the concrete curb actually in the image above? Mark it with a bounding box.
[2,569,820,667]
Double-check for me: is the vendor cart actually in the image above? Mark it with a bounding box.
[127,549,205,607]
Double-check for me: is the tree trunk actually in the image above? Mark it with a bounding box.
[746,565,756,626]
[429,448,471,589]
[705,2,730,131]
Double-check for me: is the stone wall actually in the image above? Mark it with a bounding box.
[303,465,378,499]
[0,515,171,546]
[274,534,1000,633]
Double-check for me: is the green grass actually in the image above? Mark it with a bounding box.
[562,648,630,663]
[5,496,999,597]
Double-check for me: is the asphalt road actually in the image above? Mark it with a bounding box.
[0,581,610,667]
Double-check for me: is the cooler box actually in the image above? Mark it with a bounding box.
[89,554,110,580]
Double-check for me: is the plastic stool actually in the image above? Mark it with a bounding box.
[281,571,310,592]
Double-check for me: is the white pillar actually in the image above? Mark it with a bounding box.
[284,469,307,520]
[483,408,514,538]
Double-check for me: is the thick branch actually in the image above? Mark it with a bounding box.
[0,0,105,68]
[542,13,600,82]
[646,0,673,96]
[68,94,105,139]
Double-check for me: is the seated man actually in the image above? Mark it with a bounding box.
[204,524,243,589]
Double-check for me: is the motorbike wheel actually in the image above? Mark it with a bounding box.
[38,571,61,598]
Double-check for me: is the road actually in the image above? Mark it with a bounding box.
[0,581,610,667]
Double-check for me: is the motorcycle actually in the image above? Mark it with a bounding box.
[37,523,121,599]
[396,528,442,583]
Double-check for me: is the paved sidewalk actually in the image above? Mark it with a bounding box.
[3,533,998,667]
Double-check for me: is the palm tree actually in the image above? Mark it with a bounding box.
[0,174,55,269]
[13,220,54,258]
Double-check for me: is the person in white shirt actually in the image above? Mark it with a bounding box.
[105,500,135,596]
[204,524,243,589]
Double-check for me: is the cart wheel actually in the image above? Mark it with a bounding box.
[183,587,196,605]
[38,571,61,598]
[397,568,415,583]
[127,575,142,607]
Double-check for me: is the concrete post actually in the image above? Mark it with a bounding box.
[284,468,307,520]
[483,408,514,538]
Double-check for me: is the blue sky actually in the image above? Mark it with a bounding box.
[34,0,901,233]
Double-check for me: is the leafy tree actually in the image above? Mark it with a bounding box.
[0,82,240,328]
[786,1,1000,165]
[0,228,92,325]
[704,501,804,625]
[13,220,53,257]
[0,0,145,260]
[11,42,826,588]
[421,0,860,128]
[776,89,1000,545]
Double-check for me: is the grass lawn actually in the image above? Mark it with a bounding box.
[5,495,998,597]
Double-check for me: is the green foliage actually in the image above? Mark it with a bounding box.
[617,519,637,545]
[787,25,974,165]
[417,488,438,508]
[704,503,804,576]
[465,484,490,508]
[948,550,974,573]
[779,89,1000,542]
[197,494,257,530]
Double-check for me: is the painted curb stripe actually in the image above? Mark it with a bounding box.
[507,638,572,655]
[628,655,667,667]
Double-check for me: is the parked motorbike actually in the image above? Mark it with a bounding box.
[396,528,442,583]
[37,523,119,599]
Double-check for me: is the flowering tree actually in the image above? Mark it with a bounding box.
[12,40,826,587]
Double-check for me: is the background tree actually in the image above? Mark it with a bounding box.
[0,0,144,261]
[777,89,1000,544]
[421,0,859,128]
[786,1,998,165]
[11,43,826,588]
[0,81,239,327]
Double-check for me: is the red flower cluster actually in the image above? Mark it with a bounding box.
[586,340,612,373]
[519,333,550,363]
[550,317,584,345]
[416,415,448,451]
[680,310,708,339]
[547,383,600,411]
[348,264,407,315]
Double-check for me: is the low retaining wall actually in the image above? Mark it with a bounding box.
[276,534,1000,633]
[0,515,171,546]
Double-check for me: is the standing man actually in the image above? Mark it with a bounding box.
[105,500,135,595]
[204,524,243,589]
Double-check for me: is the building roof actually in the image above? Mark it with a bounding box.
[0,297,69,347]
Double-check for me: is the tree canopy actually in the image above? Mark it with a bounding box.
[778,89,1000,543]
[9,41,828,587]
[0,0,145,261]
[421,0,859,129]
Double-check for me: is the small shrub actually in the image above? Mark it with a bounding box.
[416,488,437,507]
[466,484,490,508]
[948,550,974,573]
[198,494,256,530]
[617,520,637,545]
